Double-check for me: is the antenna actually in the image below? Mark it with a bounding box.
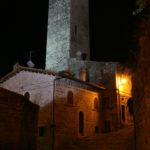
[26,51,35,68]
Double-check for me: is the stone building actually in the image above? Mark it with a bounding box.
[45,0,133,133]
[0,62,133,140]
[0,64,105,149]
[46,0,90,71]
[0,0,133,149]
[0,87,39,150]
[69,60,133,130]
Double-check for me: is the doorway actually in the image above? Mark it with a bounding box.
[121,105,125,122]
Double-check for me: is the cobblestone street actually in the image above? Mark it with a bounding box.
[56,123,135,150]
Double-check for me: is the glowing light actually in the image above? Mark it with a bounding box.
[116,72,132,97]
[121,78,127,84]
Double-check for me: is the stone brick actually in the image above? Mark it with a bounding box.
[0,87,39,150]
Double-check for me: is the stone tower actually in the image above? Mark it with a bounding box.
[46,0,90,71]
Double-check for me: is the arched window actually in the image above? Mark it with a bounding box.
[24,92,30,100]
[94,98,99,110]
[67,91,73,104]
[79,111,84,135]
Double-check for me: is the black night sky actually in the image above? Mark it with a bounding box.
[0,0,135,78]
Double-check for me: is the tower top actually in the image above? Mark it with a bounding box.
[46,0,90,72]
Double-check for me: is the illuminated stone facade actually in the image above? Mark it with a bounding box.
[116,67,133,126]
[69,60,133,131]
[0,65,104,149]
[46,0,90,71]
[53,78,102,147]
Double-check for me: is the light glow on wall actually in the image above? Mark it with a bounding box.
[116,70,133,124]
[116,73,132,96]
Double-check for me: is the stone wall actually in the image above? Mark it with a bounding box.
[0,87,39,150]
[0,71,55,107]
[0,70,56,150]
[70,0,90,59]
[36,77,103,149]
[116,67,133,126]
[132,11,150,150]
[69,59,118,84]
[46,0,71,71]
[46,0,90,71]
[69,60,121,131]
[0,69,104,150]
[54,78,102,147]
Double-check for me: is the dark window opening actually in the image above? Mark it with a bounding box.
[39,126,45,137]
[127,98,133,115]
[121,105,125,122]
[24,92,30,100]
[94,98,99,110]
[79,111,84,135]
[95,126,99,133]
[121,98,124,101]
[67,91,74,104]
[102,97,110,109]
[74,25,77,36]
[104,120,111,133]
[71,25,78,41]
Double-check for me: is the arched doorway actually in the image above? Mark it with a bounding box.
[79,111,84,135]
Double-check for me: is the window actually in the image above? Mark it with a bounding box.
[104,120,111,133]
[94,98,99,110]
[24,92,30,100]
[67,91,74,104]
[39,126,45,137]
[121,105,125,122]
[102,97,109,109]
[79,111,84,135]
[74,25,77,36]
[95,126,99,133]
[71,25,78,41]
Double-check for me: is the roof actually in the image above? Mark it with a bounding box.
[58,73,106,90]
[0,63,105,91]
[0,63,57,83]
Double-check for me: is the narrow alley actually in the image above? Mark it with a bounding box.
[56,123,135,150]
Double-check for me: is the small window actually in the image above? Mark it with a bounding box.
[24,92,30,100]
[71,25,78,41]
[74,25,77,36]
[39,126,45,137]
[79,111,84,135]
[95,126,99,133]
[102,97,109,109]
[67,91,74,104]
[94,98,99,110]
[121,98,124,101]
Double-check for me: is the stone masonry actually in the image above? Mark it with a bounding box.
[132,10,150,150]
[0,87,39,150]
[46,0,90,71]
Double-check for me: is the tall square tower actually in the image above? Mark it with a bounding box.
[46,0,90,71]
